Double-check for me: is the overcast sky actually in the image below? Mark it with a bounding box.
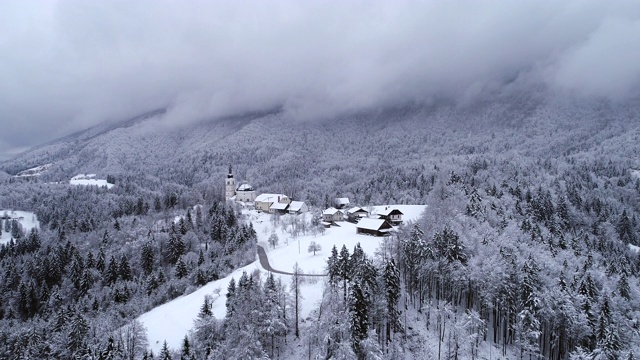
[1,1,640,159]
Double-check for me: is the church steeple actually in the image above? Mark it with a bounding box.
[225,165,236,200]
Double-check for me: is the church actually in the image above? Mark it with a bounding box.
[225,166,257,203]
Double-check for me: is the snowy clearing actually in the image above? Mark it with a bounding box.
[138,204,425,353]
[14,163,53,178]
[0,210,40,245]
[70,174,114,189]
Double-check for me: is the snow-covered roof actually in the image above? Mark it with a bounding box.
[255,193,286,203]
[335,197,350,205]
[270,202,289,211]
[346,206,367,214]
[236,183,254,192]
[375,207,404,216]
[288,201,305,212]
[356,218,391,231]
[323,207,342,215]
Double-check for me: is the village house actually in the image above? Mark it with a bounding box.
[356,218,394,236]
[346,206,368,222]
[334,197,350,209]
[269,201,289,214]
[376,207,404,224]
[255,194,291,212]
[288,201,308,215]
[322,207,344,223]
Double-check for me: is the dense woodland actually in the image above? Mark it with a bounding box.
[1,95,640,358]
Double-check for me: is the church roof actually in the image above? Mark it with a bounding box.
[236,183,254,192]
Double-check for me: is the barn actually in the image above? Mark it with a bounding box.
[356,218,393,236]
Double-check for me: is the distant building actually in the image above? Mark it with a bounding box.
[270,201,289,214]
[235,182,257,202]
[322,207,344,222]
[255,194,291,212]
[375,207,404,225]
[334,197,350,209]
[356,218,393,236]
[288,201,309,215]
[225,166,236,200]
[346,207,369,222]
[225,166,256,202]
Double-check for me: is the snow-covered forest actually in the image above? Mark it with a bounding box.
[1,94,640,359]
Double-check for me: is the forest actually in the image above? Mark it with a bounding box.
[0,95,639,359]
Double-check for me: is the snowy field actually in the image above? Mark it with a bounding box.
[70,174,114,189]
[138,205,426,353]
[14,163,53,178]
[0,210,39,245]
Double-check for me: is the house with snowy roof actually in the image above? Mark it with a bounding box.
[322,207,344,222]
[334,197,350,209]
[288,201,308,215]
[270,201,290,214]
[375,207,404,224]
[255,193,291,213]
[346,207,368,222]
[356,218,393,236]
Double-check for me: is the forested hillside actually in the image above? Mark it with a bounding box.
[1,93,639,358]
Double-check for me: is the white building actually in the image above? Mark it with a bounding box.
[225,166,256,202]
[288,201,309,215]
[235,182,257,202]
[225,166,236,200]
[322,207,344,222]
[255,193,291,212]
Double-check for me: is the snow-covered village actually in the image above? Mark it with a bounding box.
[2,2,640,359]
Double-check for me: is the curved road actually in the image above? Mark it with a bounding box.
[257,244,327,277]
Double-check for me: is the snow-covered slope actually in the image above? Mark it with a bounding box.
[138,205,425,353]
[0,210,39,245]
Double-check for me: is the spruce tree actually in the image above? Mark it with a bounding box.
[119,255,132,281]
[175,257,188,279]
[141,241,155,276]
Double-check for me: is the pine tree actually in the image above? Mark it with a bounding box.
[119,255,132,281]
[180,336,191,359]
[225,278,236,319]
[349,281,368,358]
[159,340,172,360]
[327,245,339,285]
[197,249,205,266]
[175,257,188,279]
[617,210,634,243]
[141,241,155,276]
[96,247,106,272]
[105,255,119,285]
[618,273,631,300]
[167,229,186,265]
[338,245,351,302]
[383,259,402,338]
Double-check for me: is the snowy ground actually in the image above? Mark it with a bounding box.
[14,163,53,178]
[70,174,114,189]
[631,169,640,179]
[0,210,39,245]
[138,205,426,353]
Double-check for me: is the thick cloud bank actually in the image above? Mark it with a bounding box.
[1,1,640,158]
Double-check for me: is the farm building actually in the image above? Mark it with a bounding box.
[356,218,393,237]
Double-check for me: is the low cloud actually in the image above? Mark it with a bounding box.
[1,0,640,157]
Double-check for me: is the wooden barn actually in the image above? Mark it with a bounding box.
[356,218,393,237]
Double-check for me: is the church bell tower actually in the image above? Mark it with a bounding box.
[225,165,236,200]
